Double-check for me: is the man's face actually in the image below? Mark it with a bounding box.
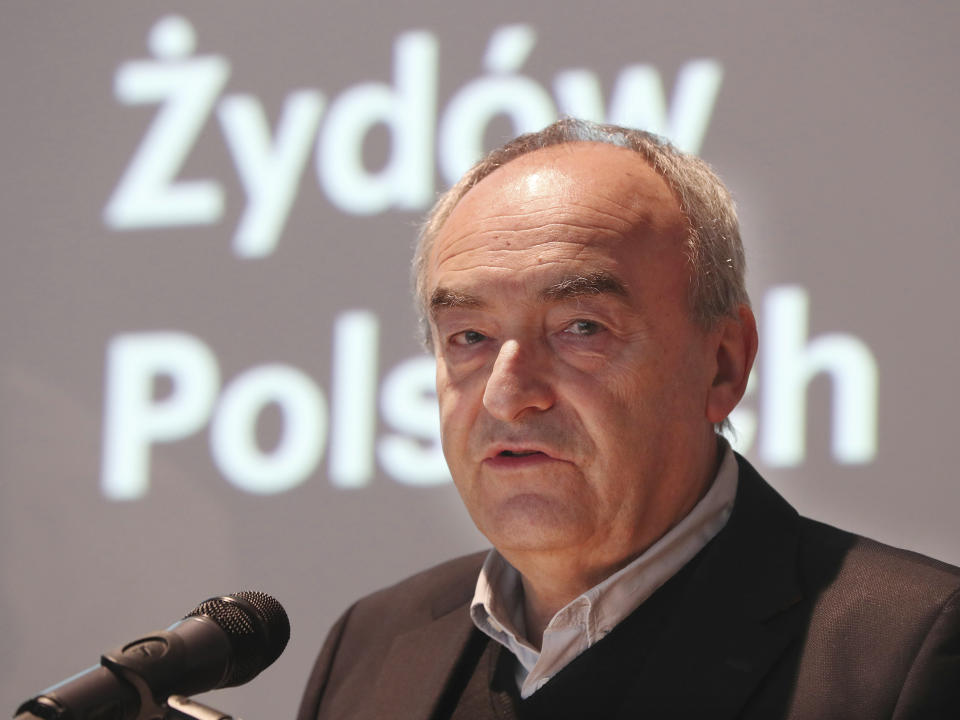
[426,143,723,577]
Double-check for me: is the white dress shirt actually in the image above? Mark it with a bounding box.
[469,440,739,698]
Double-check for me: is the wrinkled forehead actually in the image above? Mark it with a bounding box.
[428,143,688,276]
[462,143,678,221]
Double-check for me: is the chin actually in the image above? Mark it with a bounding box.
[481,493,590,552]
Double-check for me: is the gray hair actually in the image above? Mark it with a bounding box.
[413,118,748,346]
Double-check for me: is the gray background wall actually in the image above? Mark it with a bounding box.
[3,2,958,718]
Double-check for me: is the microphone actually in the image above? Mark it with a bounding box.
[15,591,290,720]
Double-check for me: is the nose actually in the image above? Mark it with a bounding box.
[482,339,555,421]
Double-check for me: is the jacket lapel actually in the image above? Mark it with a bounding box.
[372,579,478,719]
[617,456,808,719]
[370,458,810,720]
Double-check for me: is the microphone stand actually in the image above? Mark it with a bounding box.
[12,696,235,720]
[165,695,234,720]
[98,632,238,720]
[104,657,236,720]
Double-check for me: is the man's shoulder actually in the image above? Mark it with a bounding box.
[297,552,488,720]
[345,550,487,629]
[796,515,960,618]
[735,452,960,594]
[800,515,960,579]
[732,453,960,630]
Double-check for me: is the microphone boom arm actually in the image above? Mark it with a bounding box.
[166,695,234,720]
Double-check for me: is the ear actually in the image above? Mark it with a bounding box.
[705,304,758,425]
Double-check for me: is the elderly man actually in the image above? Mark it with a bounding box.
[298,120,960,719]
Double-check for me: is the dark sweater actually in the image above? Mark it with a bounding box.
[441,548,707,720]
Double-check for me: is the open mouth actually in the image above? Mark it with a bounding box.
[498,450,543,458]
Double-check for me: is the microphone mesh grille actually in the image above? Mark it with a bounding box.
[233,590,289,661]
[185,590,290,687]
[191,598,257,637]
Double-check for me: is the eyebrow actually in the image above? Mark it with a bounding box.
[429,287,485,312]
[539,271,629,302]
[429,271,628,315]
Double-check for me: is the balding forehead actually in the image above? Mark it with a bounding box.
[448,143,681,228]
[429,144,687,273]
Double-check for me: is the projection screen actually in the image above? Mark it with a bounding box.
[3,2,959,718]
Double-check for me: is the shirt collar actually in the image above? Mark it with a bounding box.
[470,439,740,697]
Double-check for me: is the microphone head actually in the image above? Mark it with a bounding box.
[185,591,290,687]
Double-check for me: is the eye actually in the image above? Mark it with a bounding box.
[563,319,603,336]
[451,329,487,346]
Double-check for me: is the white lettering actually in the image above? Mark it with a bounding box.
[105,16,727,251]
[98,284,882,501]
[101,331,220,500]
[378,355,450,485]
[210,364,327,494]
[656,60,724,154]
[104,16,229,229]
[760,286,879,466]
[328,311,380,488]
[554,59,723,154]
[438,24,555,185]
[218,90,325,257]
[318,31,438,215]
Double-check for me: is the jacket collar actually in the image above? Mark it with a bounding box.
[374,454,807,719]
[373,558,481,719]
[613,454,807,718]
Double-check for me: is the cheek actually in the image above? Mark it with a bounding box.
[606,329,709,414]
[436,359,465,410]
[568,362,682,455]
[435,366,460,442]
[555,372,644,456]
[591,358,664,411]
[436,366,482,444]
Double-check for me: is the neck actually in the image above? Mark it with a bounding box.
[517,558,616,649]
[512,438,723,649]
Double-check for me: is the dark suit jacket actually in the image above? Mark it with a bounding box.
[298,456,960,719]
